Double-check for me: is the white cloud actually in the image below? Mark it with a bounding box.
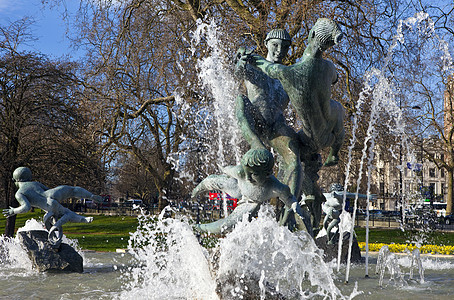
[0,0,13,11]
[0,0,26,15]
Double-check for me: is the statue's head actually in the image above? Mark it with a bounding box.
[265,29,291,63]
[308,18,343,51]
[13,167,32,183]
[241,149,274,184]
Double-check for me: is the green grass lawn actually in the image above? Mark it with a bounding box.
[355,227,454,246]
[3,211,454,252]
[64,214,139,251]
[0,210,139,252]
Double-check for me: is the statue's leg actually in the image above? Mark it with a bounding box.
[323,215,329,233]
[48,225,63,247]
[235,94,267,149]
[270,126,307,232]
[299,152,319,201]
[53,209,92,228]
[278,208,294,229]
[47,213,72,247]
[297,130,320,202]
[324,101,345,166]
[293,208,313,236]
[45,186,102,203]
[331,119,345,160]
[270,124,302,198]
[194,202,259,234]
[43,211,54,230]
[326,219,340,244]
[301,153,325,234]
[311,184,326,234]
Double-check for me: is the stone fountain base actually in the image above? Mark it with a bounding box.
[315,231,362,264]
[17,230,83,273]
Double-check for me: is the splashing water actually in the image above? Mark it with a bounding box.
[190,19,242,166]
[168,20,242,213]
[192,20,244,217]
[376,245,427,288]
[119,209,218,299]
[0,219,41,272]
[340,12,453,282]
[0,235,33,272]
[0,218,87,274]
[375,246,406,287]
[119,206,361,299]
[406,248,425,284]
[216,206,356,299]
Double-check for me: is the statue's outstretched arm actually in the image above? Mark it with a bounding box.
[194,202,260,234]
[235,48,259,81]
[3,192,31,216]
[222,165,244,180]
[250,54,285,79]
[273,179,313,234]
[192,174,241,200]
[271,179,297,208]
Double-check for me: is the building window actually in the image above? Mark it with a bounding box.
[430,182,436,194]
[429,168,436,178]
[441,168,445,177]
[417,151,423,161]
[404,182,410,193]
[379,182,385,195]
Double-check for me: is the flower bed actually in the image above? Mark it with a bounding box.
[358,242,454,255]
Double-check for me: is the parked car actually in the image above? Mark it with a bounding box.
[368,209,383,216]
[123,199,144,207]
[83,199,97,209]
[382,210,401,218]
[444,214,454,225]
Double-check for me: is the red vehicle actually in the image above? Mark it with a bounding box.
[209,192,238,211]
[100,194,112,208]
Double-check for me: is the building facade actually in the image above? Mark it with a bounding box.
[373,137,447,211]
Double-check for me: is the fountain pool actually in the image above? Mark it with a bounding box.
[1,11,454,300]
[1,245,453,299]
[1,213,453,299]
[0,251,130,299]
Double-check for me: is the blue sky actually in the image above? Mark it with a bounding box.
[0,0,80,58]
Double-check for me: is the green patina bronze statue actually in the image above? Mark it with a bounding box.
[193,19,347,237]
[234,29,303,200]
[3,167,104,247]
[240,18,346,232]
[192,149,311,234]
[249,19,345,167]
[321,184,377,244]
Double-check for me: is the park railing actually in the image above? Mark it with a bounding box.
[66,201,454,231]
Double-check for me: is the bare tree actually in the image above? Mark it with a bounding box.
[63,1,206,209]
[0,18,106,214]
[46,0,454,208]
[112,153,159,205]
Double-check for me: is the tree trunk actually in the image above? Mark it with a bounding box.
[158,196,168,212]
[447,169,453,215]
[4,215,16,237]
[3,171,17,237]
